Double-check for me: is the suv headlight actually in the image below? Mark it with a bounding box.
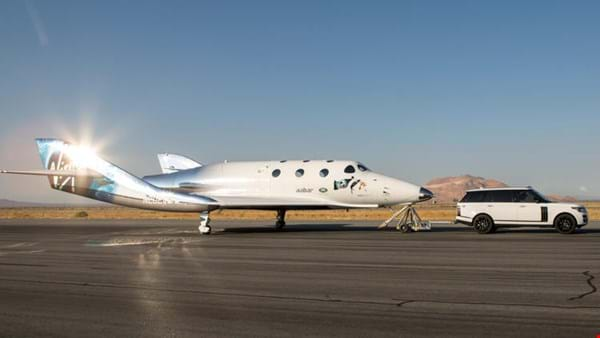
[572,206,587,213]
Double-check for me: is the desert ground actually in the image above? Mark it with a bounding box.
[1,201,599,221]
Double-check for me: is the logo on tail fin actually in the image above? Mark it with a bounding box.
[47,150,76,192]
[36,139,76,192]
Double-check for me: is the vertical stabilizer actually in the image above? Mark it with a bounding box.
[157,153,202,174]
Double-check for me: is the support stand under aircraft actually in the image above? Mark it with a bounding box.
[378,204,432,233]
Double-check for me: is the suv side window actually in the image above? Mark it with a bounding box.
[461,191,487,203]
[488,190,515,203]
[515,190,536,203]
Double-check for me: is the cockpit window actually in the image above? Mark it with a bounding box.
[344,165,356,174]
[357,163,369,172]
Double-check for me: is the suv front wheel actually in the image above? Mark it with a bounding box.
[473,214,495,234]
[554,214,577,234]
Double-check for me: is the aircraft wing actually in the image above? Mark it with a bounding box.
[203,194,379,209]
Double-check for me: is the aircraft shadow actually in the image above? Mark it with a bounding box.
[220,224,476,234]
[221,223,372,234]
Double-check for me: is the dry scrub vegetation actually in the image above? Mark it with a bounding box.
[1,202,599,221]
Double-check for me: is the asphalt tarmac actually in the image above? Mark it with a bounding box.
[0,219,599,337]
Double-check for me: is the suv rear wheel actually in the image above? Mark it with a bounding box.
[473,214,495,234]
[554,214,577,234]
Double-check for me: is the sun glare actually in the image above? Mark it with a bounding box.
[69,145,99,169]
[52,113,121,166]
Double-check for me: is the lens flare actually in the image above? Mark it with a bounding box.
[69,146,99,169]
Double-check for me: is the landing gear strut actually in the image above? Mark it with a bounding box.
[199,211,211,235]
[275,209,286,230]
[378,204,431,232]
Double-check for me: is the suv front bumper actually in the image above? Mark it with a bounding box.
[580,214,588,227]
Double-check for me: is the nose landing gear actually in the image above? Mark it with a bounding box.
[198,211,211,235]
[378,204,431,233]
[275,209,286,230]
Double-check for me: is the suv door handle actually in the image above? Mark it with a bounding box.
[487,205,493,207]
[520,205,526,208]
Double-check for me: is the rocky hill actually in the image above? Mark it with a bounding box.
[0,199,102,208]
[0,199,47,208]
[425,175,507,203]
[424,175,576,203]
[544,194,578,203]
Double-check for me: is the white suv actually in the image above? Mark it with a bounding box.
[456,187,588,234]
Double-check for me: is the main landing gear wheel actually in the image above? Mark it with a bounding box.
[275,210,286,230]
[399,224,412,233]
[199,211,211,235]
[473,214,495,234]
[275,220,286,229]
[555,214,577,234]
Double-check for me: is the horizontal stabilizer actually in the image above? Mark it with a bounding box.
[1,169,104,178]
[157,153,202,174]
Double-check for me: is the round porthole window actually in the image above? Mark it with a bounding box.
[295,169,304,177]
[272,169,281,177]
[319,169,329,177]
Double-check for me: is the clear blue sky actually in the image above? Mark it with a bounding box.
[1,0,600,202]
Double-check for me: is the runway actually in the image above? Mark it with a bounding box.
[0,219,599,337]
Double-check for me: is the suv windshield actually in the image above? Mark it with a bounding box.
[531,190,551,203]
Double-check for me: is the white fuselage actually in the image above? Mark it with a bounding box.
[143,160,430,210]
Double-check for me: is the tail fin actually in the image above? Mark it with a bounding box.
[36,138,72,171]
[157,153,202,174]
[35,138,78,192]
[2,138,217,212]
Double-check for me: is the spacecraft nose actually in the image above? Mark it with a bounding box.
[419,187,434,201]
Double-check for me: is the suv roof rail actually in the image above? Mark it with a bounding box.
[466,186,535,192]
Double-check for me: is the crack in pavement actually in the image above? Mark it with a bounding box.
[3,277,599,311]
[569,271,597,301]
[395,300,415,307]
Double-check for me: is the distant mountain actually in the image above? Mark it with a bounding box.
[0,199,104,208]
[425,175,508,203]
[0,199,51,208]
[544,194,579,203]
[425,175,577,203]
